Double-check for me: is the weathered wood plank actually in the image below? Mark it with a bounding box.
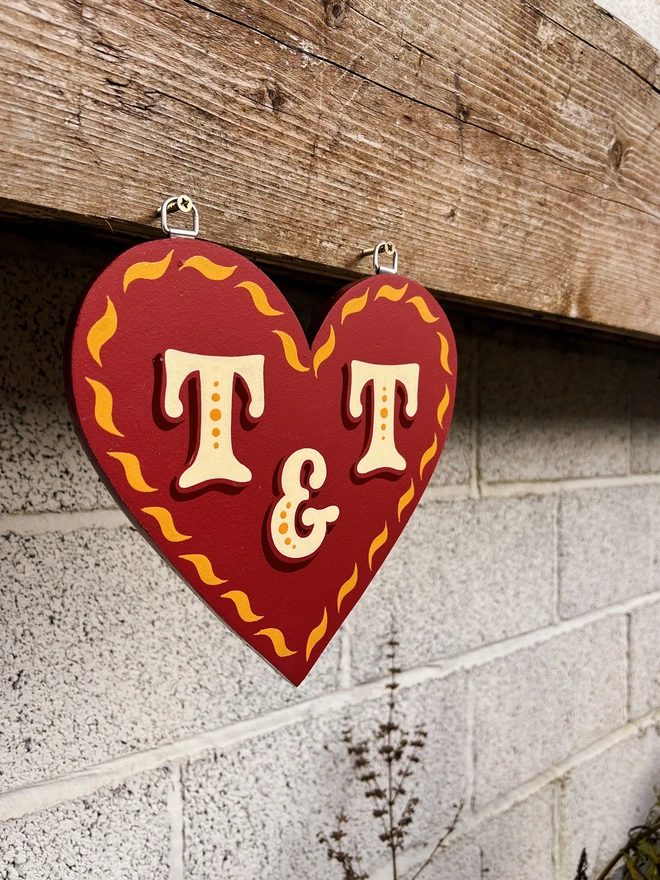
[2,0,660,336]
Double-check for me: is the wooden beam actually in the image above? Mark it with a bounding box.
[3,0,660,336]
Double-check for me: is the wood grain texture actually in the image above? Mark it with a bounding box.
[3,0,660,336]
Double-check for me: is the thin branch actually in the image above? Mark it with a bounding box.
[407,803,464,880]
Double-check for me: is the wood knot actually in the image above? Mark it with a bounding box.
[457,102,470,123]
[324,0,347,27]
[608,137,624,173]
[254,81,286,112]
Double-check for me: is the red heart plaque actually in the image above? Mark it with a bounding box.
[66,239,457,685]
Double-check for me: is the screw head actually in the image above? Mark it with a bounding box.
[177,194,193,213]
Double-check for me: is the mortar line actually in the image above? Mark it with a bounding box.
[424,471,660,504]
[6,470,660,538]
[464,672,476,813]
[552,781,562,880]
[0,508,128,537]
[4,587,660,822]
[625,613,633,721]
[552,495,561,624]
[167,762,184,880]
[369,705,660,880]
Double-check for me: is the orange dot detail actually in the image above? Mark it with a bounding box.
[286,502,291,509]
[210,409,221,421]
[381,423,386,431]
[280,510,287,519]
[382,395,387,402]
[213,442,219,449]
[285,537,291,545]
[212,393,220,402]
[380,408,388,418]
[212,428,220,437]
[279,522,288,535]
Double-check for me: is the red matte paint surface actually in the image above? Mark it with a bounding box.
[66,239,457,685]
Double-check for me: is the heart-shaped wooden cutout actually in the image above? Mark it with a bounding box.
[66,239,457,685]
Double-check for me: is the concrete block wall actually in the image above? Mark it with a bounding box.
[3,224,660,880]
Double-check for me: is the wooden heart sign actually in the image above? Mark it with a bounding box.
[66,239,457,685]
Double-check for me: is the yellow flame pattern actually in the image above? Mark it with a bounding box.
[375,282,409,302]
[180,255,237,281]
[221,590,264,622]
[313,325,335,377]
[438,332,453,376]
[419,433,438,479]
[406,296,439,323]
[179,553,227,585]
[107,452,156,492]
[255,627,297,657]
[123,250,173,292]
[306,607,328,661]
[368,522,389,571]
[397,478,415,522]
[141,506,191,542]
[87,297,117,367]
[85,377,124,437]
[341,289,369,324]
[337,564,358,613]
[272,330,310,372]
[437,384,451,428]
[235,280,284,317]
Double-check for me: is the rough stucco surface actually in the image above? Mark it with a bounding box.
[3,218,660,880]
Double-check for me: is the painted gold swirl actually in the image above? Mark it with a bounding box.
[306,607,328,661]
[235,280,284,317]
[337,564,358,613]
[419,433,438,480]
[179,553,227,585]
[85,377,124,437]
[375,282,408,302]
[123,250,173,292]
[180,255,237,281]
[368,522,388,571]
[313,325,335,377]
[272,330,310,372]
[107,452,156,493]
[437,384,451,428]
[341,289,369,324]
[406,296,439,323]
[221,590,264,622]
[397,478,415,522]
[87,297,117,367]
[141,506,191,542]
[438,332,453,376]
[255,627,297,657]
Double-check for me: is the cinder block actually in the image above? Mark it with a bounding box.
[0,526,340,791]
[0,231,115,514]
[350,495,555,682]
[182,674,467,880]
[0,768,170,879]
[476,787,556,880]
[559,727,660,879]
[629,598,660,717]
[558,486,652,619]
[630,355,660,474]
[473,617,627,806]
[478,328,629,482]
[429,329,472,488]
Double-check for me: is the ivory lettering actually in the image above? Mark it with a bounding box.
[270,448,339,560]
[163,350,264,488]
[348,360,419,474]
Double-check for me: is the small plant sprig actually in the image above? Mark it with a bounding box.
[319,625,462,880]
[574,788,660,880]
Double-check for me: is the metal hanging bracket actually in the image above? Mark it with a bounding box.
[160,194,199,238]
[360,240,398,275]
